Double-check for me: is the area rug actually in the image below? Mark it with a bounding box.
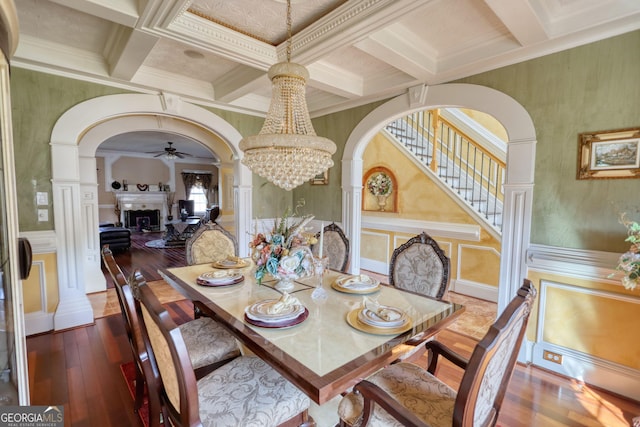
[144,238,185,249]
[120,361,149,427]
[144,239,170,249]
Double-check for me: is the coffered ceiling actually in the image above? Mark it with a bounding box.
[12,0,640,158]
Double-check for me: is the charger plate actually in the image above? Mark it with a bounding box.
[346,308,412,335]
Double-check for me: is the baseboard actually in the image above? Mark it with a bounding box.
[532,342,640,402]
[24,311,54,336]
[360,258,388,276]
[451,279,498,302]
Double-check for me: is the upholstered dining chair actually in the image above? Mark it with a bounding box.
[132,270,312,427]
[101,247,241,425]
[389,231,450,300]
[185,221,237,265]
[101,245,161,425]
[338,279,537,427]
[311,222,350,272]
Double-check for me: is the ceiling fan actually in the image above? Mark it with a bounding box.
[147,141,192,159]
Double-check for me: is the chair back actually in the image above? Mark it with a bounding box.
[178,199,195,216]
[185,222,237,265]
[131,270,201,427]
[389,232,450,299]
[312,222,350,272]
[101,247,162,427]
[453,280,536,427]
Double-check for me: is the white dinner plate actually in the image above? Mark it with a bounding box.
[358,306,407,328]
[245,299,305,323]
[333,275,381,294]
[198,271,243,285]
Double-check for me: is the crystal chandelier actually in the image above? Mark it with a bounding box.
[239,0,336,191]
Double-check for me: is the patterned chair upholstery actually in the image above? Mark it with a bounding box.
[185,222,237,265]
[337,280,537,427]
[102,248,241,426]
[389,232,450,300]
[133,271,312,427]
[312,222,350,272]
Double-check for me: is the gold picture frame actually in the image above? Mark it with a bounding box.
[311,170,329,185]
[577,127,640,180]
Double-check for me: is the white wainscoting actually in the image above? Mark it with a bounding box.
[527,244,640,401]
[453,244,499,301]
[19,231,57,335]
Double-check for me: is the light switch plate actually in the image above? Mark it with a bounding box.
[36,192,48,206]
[38,209,48,222]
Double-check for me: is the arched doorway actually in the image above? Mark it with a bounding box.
[50,93,253,330]
[341,83,536,322]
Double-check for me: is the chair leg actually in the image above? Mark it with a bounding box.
[133,363,145,411]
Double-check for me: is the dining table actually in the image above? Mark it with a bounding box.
[158,260,464,405]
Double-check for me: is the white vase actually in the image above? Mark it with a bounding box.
[376,194,389,211]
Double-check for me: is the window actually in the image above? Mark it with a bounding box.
[188,185,208,213]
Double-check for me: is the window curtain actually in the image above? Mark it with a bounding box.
[199,173,212,205]
[181,172,213,205]
[181,172,198,199]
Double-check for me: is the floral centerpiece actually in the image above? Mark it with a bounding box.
[367,171,393,197]
[250,206,317,290]
[367,171,393,211]
[612,213,640,290]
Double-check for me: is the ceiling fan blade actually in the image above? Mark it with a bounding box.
[153,152,165,157]
[175,152,185,159]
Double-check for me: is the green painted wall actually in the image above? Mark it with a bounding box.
[11,70,127,230]
[297,100,387,221]
[456,30,640,252]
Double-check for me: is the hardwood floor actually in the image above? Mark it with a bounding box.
[28,233,640,427]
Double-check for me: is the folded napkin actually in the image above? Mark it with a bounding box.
[267,292,300,315]
[363,296,402,322]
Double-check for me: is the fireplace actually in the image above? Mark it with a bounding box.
[124,209,161,231]
[116,191,167,231]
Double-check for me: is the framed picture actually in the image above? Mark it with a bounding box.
[311,170,329,185]
[577,127,640,180]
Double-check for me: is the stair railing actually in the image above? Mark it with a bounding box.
[385,110,505,233]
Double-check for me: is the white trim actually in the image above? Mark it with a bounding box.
[360,258,389,276]
[342,83,537,338]
[50,94,252,328]
[24,312,54,337]
[362,216,480,241]
[527,243,621,285]
[451,279,499,302]
[534,280,640,401]
[18,230,57,253]
[22,259,54,336]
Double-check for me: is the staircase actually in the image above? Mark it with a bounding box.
[385,110,505,234]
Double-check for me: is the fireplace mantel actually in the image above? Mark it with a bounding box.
[115,191,168,228]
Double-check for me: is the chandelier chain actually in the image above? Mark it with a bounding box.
[286,0,292,62]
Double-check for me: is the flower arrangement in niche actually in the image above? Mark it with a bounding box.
[367,172,393,197]
[612,213,640,290]
[250,203,317,290]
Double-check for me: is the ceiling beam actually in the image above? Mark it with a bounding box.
[106,27,160,80]
[483,0,549,45]
[50,0,138,27]
[355,26,437,82]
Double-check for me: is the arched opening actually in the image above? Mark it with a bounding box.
[49,93,253,330]
[342,83,536,329]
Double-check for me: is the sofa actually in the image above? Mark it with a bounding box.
[99,225,131,252]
